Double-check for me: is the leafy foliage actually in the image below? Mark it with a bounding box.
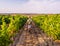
[0,14,28,46]
[32,14,60,40]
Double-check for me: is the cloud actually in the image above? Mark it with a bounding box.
[0,0,60,13]
[19,0,60,13]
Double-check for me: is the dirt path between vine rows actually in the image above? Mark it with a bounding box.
[10,18,60,46]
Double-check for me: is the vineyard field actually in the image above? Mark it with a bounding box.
[0,14,28,46]
[32,14,60,40]
[0,14,60,46]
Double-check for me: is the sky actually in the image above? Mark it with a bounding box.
[0,0,60,13]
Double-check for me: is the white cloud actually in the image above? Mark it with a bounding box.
[0,0,60,13]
